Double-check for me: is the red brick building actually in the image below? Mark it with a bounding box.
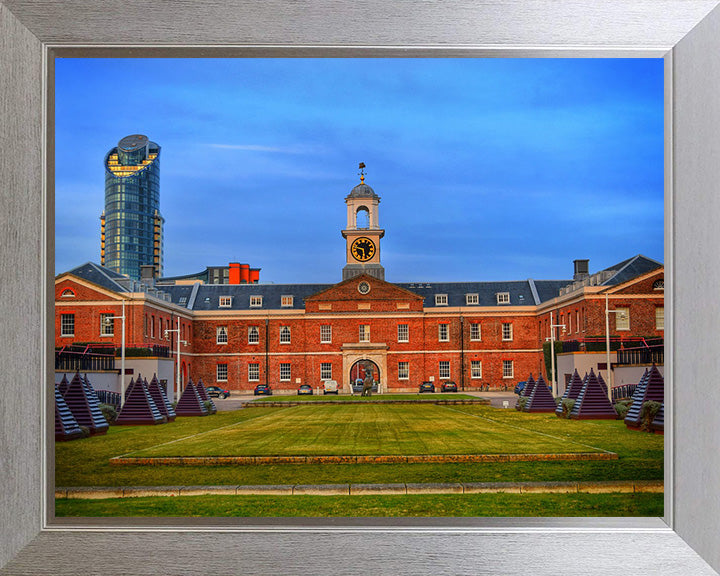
[55,178,663,394]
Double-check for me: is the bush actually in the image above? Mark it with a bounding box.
[516,397,528,411]
[203,400,216,414]
[640,400,662,432]
[614,400,633,420]
[561,398,575,419]
[78,426,91,439]
[99,403,117,424]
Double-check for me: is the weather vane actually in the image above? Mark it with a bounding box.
[358,162,366,184]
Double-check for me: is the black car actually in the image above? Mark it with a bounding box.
[514,381,527,395]
[254,384,272,396]
[205,386,230,399]
[419,381,435,393]
[441,381,458,392]
[297,384,313,395]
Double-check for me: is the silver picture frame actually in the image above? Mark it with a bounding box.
[2,1,720,574]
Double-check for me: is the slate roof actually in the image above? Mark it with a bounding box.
[58,262,130,293]
[601,255,663,286]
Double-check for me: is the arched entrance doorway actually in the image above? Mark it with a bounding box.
[349,359,380,394]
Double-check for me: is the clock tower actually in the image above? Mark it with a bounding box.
[342,164,385,281]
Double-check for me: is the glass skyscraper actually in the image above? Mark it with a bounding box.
[101,134,164,280]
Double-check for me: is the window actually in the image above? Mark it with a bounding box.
[321,363,332,380]
[471,360,482,379]
[435,294,448,306]
[60,313,75,337]
[398,361,409,380]
[438,323,449,342]
[248,326,259,344]
[281,295,294,307]
[151,315,155,338]
[320,325,332,343]
[653,279,664,290]
[100,313,114,336]
[503,360,514,378]
[216,326,228,344]
[359,324,370,342]
[219,296,232,308]
[656,307,664,330]
[216,364,228,382]
[496,292,510,304]
[576,310,580,333]
[248,363,259,382]
[250,295,263,308]
[61,289,75,298]
[280,363,291,381]
[397,324,409,343]
[439,361,450,379]
[466,293,479,305]
[615,307,630,331]
[502,322,513,341]
[279,326,291,344]
[567,314,572,334]
[470,322,481,341]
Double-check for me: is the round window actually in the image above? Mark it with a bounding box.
[358,281,371,295]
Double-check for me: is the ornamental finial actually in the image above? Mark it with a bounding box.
[358,162,366,184]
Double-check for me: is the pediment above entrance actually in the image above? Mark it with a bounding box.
[305,275,424,313]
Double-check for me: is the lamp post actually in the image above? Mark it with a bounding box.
[549,311,566,397]
[605,293,627,402]
[164,317,188,403]
[104,300,126,407]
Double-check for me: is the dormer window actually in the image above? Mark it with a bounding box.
[496,292,510,304]
[435,294,448,306]
[466,293,479,305]
[281,295,294,307]
[61,289,75,298]
[219,296,232,308]
[250,295,263,308]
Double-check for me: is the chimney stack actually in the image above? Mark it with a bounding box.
[573,259,589,281]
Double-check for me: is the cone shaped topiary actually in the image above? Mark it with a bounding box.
[569,368,616,420]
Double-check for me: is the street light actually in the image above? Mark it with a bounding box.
[605,293,627,402]
[104,300,126,407]
[164,317,188,403]
[548,311,566,397]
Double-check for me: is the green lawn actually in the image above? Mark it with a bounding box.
[125,404,603,458]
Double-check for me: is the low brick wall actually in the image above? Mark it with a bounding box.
[109,451,617,467]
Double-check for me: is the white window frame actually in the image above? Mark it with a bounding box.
[470,322,481,341]
[471,360,482,379]
[496,292,510,304]
[502,360,514,379]
[359,324,370,343]
[248,326,259,344]
[438,323,449,342]
[219,296,232,308]
[465,293,479,305]
[281,295,294,307]
[279,326,291,344]
[656,307,664,330]
[216,326,228,345]
[100,313,114,336]
[320,363,332,380]
[250,295,263,308]
[216,363,228,382]
[502,322,513,341]
[279,363,291,381]
[398,361,409,380]
[615,307,630,331]
[320,325,332,343]
[435,294,448,306]
[248,363,260,382]
[439,360,450,379]
[397,324,409,343]
[61,313,75,337]
[61,289,75,298]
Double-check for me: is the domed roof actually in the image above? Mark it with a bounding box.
[348,182,379,199]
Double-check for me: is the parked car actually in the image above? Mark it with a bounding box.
[352,380,378,394]
[322,379,339,395]
[441,381,458,392]
[419,381,435,393]
[514,381,527,395]
[297,384,313,395]
[254,384,272,396]
[205,386,230,399]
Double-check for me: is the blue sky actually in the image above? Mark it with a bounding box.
[55,58,664,283]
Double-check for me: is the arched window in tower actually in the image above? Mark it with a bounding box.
[356,206,370,229]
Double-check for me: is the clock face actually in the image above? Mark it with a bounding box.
[350,237,376,262]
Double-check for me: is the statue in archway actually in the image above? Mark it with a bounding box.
[361,368,374,397]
